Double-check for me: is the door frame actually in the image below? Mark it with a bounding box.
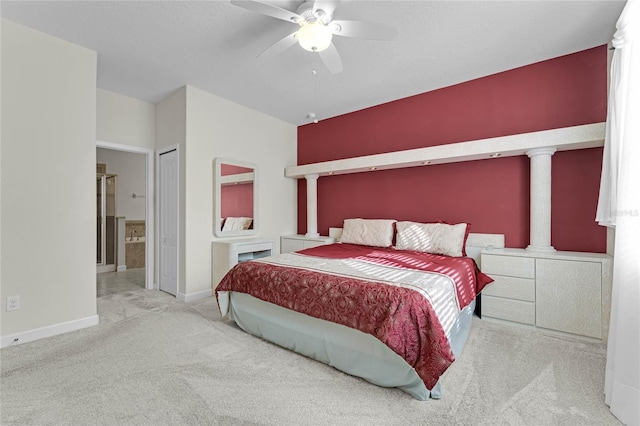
[156,144,180,296]
[96,140,155,290]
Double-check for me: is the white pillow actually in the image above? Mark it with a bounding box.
[395,221,468,257]
[222,217,253,231]
[338,218,396,247]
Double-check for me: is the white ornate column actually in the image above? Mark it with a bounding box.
[305,174,320,238]
[526,147,556,252]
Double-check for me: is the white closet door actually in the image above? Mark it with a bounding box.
[159,149,178,296]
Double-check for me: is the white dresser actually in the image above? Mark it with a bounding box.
[280,234,335,254]
[212,238,273,286]
[480,248,612,341]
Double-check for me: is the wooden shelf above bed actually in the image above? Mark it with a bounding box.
[285,122,605,179]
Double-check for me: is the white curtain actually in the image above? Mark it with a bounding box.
[596,1,640,425]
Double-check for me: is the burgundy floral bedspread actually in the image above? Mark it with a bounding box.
[216,243,492,390]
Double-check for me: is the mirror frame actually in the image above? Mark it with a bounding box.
[213,157,258,237]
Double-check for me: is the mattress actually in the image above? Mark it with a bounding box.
[216,243,491,399]
[225,291,476,400]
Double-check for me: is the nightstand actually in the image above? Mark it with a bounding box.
[481,250,536,325]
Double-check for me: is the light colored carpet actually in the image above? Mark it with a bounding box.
[1,288,621,425]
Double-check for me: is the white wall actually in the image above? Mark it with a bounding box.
[96,148,147,221]
[155,87,187,294]
[0,19,296,343]
[1,19,98,342]
[155,85,297,297]
[96,89,157,290]
[97,89,155,149]
[184,86,297,296]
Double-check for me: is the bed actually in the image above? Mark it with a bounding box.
[215,219,498,400]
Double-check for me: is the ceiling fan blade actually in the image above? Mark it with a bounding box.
[231,0,303,24]
[318,43,343,74]
[330,19,398,41]
[257,32,298,59]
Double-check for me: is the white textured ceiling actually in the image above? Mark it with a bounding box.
[1,1,626,126]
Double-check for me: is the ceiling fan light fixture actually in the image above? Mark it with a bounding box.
[295,22,333,52]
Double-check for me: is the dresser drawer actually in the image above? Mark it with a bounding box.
[237,241,273,253]
[482,295,535,325]
[481,254,535,278]
[482,275,535,302]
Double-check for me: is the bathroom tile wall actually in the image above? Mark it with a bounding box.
[125,220,145,269]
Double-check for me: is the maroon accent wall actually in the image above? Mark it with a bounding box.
[551,148,605,252]
[297,46,608,253]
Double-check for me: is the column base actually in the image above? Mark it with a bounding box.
[526,245,556,253]
[305,232,320,238]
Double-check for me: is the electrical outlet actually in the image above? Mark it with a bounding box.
[7,295,20,311]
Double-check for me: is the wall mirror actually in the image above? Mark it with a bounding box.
[213,158,257,237]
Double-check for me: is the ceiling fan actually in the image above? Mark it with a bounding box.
[231,0,398,74]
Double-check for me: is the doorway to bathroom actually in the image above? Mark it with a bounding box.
[96,141,155,293]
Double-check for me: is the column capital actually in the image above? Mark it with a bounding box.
[304,174,319,181]
[526,147,557,158]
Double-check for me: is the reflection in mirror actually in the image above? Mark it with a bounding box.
[213,158,257,237]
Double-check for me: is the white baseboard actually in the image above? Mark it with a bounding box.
[0,315,100,348]
[177,289,213,303]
